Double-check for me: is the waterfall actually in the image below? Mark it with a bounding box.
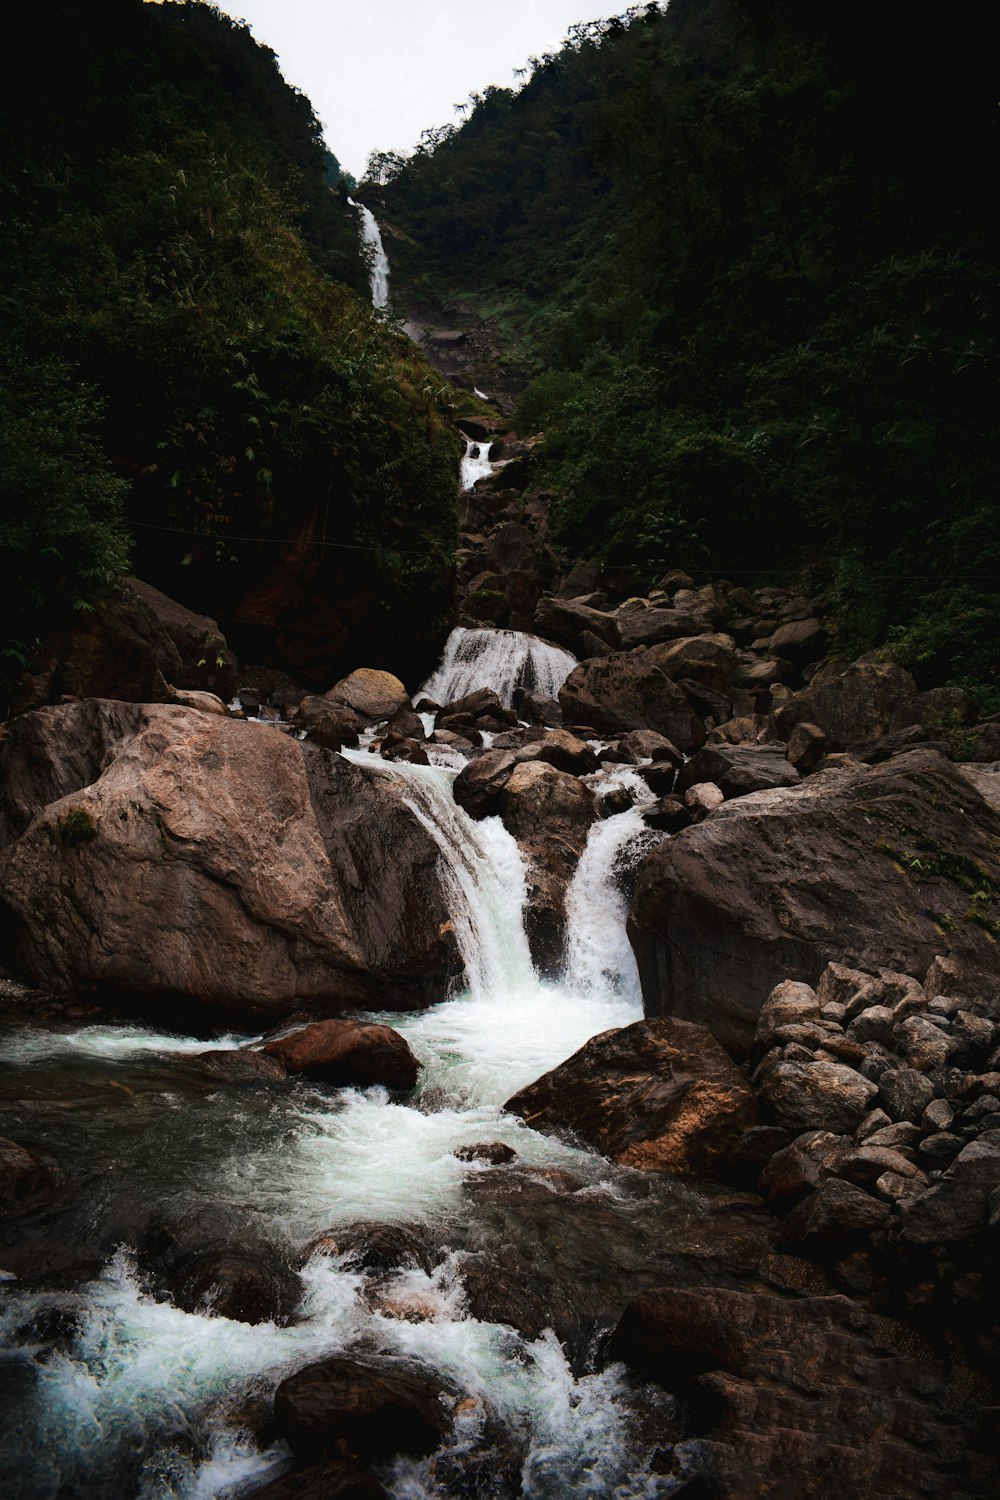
[349,198,390,308]
[0,627,678,1500]
[460,437,495,491]
[420,626,578,709]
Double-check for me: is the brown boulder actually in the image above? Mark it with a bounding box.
[533,596,621,653]
[0,1136,59,1215]
[607,1286,990,1500]
[505,1017,757,1175]
[325,669,410,724]
[647,633,740,692]
[244,1460,389,1500]
[629,749,1000,1055]
[499,760,597,972]
[675,744,800,799]
[128,577,239,701]
[0,701,461,1023]
[273,1356,456,1462]
[777,660,919,748]
[616,608,701,650]
[558,651,704,750]
[261,1019,419,1091]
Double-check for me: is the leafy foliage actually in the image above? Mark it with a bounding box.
[383,0,998,701]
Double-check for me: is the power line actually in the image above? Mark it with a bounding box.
[129,519,447,556]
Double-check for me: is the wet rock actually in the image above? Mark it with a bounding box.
[171,1249,300,1325]
[0,1136,59,1215]
[608,1286,988,1500]
[628,749,1000,1056]
[499,760,597,972]
[306,1223,431,1275]
[757,1061,878,1135]
[454,1141,517,1165]
[379,733,429,767]
[167,688,228,716]
[454,1251,548,1337]
[452,749,520,818]
[505,1017,757,1176]
[261,1020,420,1091]
[618,729,684,764]
[558,651,704,751]
[516,689,562,727]
[190,1049,289,1084]
[785,721,828,775]
[273,1355,456,1462]
[243,1459,390,1500]
[325,669,410,725]
[0,702,461,1022]
[642,797,692,833]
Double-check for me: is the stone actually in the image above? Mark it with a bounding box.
[533,596,621,653]
[901,1138,1000,1243]
[616,608,702,650]
[647,634,740,692]
[307,1223,431,1276]
[454,1141,517,1166]
[775,660,919,748]
[757,1061,879,1135]
[261,1020,420,1091]
[675,744,800,799]
[642,797,692,833]
[861,1121,921,1150]
[0,702,461,1023]
[167,688,228,716]
[768,618,826,666]
[785,721,827,775]
[499,760,597,972]
[894,1014,958,1070]
[758,1130,849,1202]
[752,980,821,1056]
[782,1178,891,1244]
[505,1017,757,1176]
[243,1459,390,1500]
[608,1286,985,1500]
[845,1006,896,1045]
[171,1249,300,1325]
[0,1136,59,1215]
[558,650,704,751]
[923,1097,955,1131]
[628,749,1000,1056]
[879,1067,936,1122]
[832,1146,926,1188]
[617,729,684,764]
[191,1049,289,1085]
[379,734,429,766]
[816,962,874,1008]
[325,669,410,725]
[684,782,725,818]
[273,1356,456,1462]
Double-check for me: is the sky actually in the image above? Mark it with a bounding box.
[217,0,629,180]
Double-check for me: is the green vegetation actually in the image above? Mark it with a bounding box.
[1,0,460,698]
[54,808,98,848]
[382,0,998,705]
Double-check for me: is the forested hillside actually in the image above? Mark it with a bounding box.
[0,0,461,699]
[382,0,998,706]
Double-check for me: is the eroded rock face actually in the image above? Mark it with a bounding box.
[0,701,461,1023]
[273,1355,456,1462]
[628,750,1000,1055]
[778,660,919,747]
[505,1017,756,1175]
[608,1287,991,1500]
[260,1019,419,1091]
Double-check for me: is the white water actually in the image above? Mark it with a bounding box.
[0,629,674,1499]
[350,198,390,308]
[460,437,495,490]
[421,626,578,709]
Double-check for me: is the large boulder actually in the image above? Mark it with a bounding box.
[647,634,740,693]
[616,609,701,650]
[273,1355,456,1463]
[260,1019,419,1091]
[675,744,800,799]
[558,651,704,750]
[533,596,621,654]
[505,1017,757,1175]
[0,701,461,1024]
[499,760,597,972]
[628,749,1000,1055]
[127,577,239,701]
[777,660,919,748]
[607,1286,988,1500]
[325,669,410,725]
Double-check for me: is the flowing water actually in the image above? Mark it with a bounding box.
[349,199,390,309]
[0,634,754,1499]
[420,627,577,709]
[459,439,495,491]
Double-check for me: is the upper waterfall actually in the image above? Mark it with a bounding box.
[349,198,390,308]
[420,626,578,709]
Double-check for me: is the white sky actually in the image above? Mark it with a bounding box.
[217,0,630,180]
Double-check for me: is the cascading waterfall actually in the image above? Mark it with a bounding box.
[0,629,682,1500]
[349,198,390,308]
[459,437,495,491]
[420,626,578,709]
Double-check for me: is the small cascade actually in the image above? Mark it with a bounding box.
[420,626,577,709]
[459,436,495,491]
[349,198,390,308]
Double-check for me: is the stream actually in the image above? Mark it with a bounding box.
[0,632,761,1499]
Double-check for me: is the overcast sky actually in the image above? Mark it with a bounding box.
[218,1,629,180]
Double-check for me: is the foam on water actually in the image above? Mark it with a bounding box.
[421,627,577,709]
